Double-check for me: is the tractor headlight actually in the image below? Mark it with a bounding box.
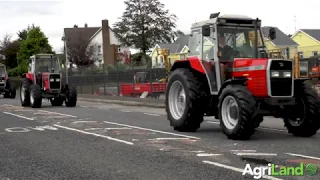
[50,78,54,82]
[271,71,280,77]
[56,79,60,82]
[283,72,291,77]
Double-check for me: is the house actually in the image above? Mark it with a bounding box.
[150,35,190,68]
[291,29,320,58]
[261,27,298,59]
[62,19,128,68]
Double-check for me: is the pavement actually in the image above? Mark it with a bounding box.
[0,95,320,180]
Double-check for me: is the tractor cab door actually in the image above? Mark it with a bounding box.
[134,72,148,83]
[189,26,219,94]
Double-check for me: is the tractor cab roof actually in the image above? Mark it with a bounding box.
[191,13,259,29]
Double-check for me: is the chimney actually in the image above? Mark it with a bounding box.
[84,23,88,28]
[101,19,113,65]
[73,24,78,28]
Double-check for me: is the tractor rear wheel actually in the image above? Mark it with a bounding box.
[283,82,320,137]
[29,84,42,108]
[20,78,31,106]
[218,84,256,140]
[65,85,77,107]
[4,81,15,99]
[165,68,208,132]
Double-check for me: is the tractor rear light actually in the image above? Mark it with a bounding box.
[271,71,279,77]
[283,72,291,77]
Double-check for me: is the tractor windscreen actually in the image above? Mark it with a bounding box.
[35,56,60,73]
[0,66,5,74]
[216,26,265,60]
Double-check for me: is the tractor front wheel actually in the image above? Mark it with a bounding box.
[65,85,77,107]
[165,68,208,132]
[20,78,31,106]
[283,82,320,137]
[218,84,256,140]
[29,84,42,108]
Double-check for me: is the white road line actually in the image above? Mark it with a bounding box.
[71,121,97,124]
[143,113,161,116]
[119,110,132,112]
[206,121,219,124]
[235,153,277,156]
[230,150,256,152]
[105,127,132,130]
[285,153,320,160]
[37,110,77,118]
[53,124,134,145]
[3,112,34,120]
[258,127,286,132]
[14,109,32,112]
[85,128,103,130]
[197,153,222,157]
[80,105,89,108]
[154,137,190,140]
[202,160,283,180]
[104,121,201,140]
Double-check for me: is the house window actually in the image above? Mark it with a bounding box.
[298,52,303,59]
[98,46,102,54]
[312,51,318,56]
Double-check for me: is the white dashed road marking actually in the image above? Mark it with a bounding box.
[119,110,132,112]
[235,153,277,156]
[197,153,222,157]
[37,110,77,118]
[143,113,161,116]
[104,121,201,140]
[285,153,320,160]
[53,124,134,145]
[3,112,34,120]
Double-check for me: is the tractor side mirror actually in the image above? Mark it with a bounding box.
[202,25,211,37]
[269,27,276,40]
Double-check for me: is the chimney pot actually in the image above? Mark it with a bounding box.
[84,23,88,27]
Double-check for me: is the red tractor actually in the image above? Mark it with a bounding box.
[20,54,77,108]
[165,12,320,140]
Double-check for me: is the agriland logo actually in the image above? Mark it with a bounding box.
[242,163,317,179]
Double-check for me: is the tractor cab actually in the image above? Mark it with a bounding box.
[0,63,7,87]
[187,13,277,92]
[28,54,61,89]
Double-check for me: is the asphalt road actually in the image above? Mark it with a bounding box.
[0,97,320,180]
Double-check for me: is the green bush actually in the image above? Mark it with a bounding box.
[7,65,27,77]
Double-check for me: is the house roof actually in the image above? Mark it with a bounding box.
[299,29,320,42]
[63,27,100,45]
[156,35,191,54]
[262,27,298,47]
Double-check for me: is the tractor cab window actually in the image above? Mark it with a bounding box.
[135,72,148,83]
[217,26,264,61]
[0,66,5,74]
[188,29,201,59]
[35,57,60,73]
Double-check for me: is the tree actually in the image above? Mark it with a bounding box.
[112,0,177,58]
[0,34,20,69]
[17,26,53,71]
[17,24,37,42]
[66,34,97,68]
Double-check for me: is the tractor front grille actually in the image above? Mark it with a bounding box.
[269,60,293,96]
[49,74,60,89]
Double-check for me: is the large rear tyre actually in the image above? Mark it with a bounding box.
[218,84,256,140]
[20,78,31,106]
[283,82,320,137]
[65,85,77,107]
[165,68,208,132]
[29,84,42,108]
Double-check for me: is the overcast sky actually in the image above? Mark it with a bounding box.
[1,0,319,53]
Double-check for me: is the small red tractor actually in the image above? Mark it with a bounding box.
[0,63,16,98]
[20,54,77,108]
[165,12,320,140]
